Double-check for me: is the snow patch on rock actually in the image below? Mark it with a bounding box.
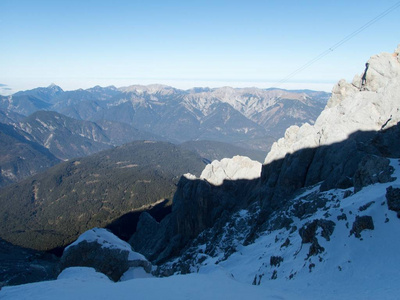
[57,267,111,282]
[65,228,146,261]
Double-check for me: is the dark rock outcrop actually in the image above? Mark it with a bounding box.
[298,219,335,258]
[129,212,173,263]
[270,256,284,267]
[259,124,400,216]
[299,219,336,243]
[350,215,374,238]
[386,186,400,217]
[0,238,60,288]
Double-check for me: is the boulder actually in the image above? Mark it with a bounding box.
[60,228,151,281]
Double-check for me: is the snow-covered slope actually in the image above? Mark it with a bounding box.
[214,159,400,299]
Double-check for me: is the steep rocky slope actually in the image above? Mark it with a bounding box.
[18,111,113,160]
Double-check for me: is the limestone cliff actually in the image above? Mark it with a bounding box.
[265,45,400,165]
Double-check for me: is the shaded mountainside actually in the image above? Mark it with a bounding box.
[19,111,113,160]
[0,141,205,251]
[16,110,161,161]
[0,109,25,124]
[0,94,52,116]
[0,123,60,188]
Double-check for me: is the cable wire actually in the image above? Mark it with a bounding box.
[274,1,400,87]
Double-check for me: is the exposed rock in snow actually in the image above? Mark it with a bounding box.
[350,215,375,238]
[200,155,262,186]
[386,186,400,217]
[265,45,400,165]
[61,228,151,281]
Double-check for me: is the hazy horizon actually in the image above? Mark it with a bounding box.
[1,1,399,95]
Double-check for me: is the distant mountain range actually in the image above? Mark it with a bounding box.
[1,84,329,150]
[0,84,329,186]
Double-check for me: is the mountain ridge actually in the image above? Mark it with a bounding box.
[1,85,330,152]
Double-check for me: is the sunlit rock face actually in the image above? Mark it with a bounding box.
[265,45,400,165]
[200,155,262,186]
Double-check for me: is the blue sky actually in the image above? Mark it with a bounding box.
[1,0,399,94]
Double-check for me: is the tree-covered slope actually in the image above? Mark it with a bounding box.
[0,141,205,251]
